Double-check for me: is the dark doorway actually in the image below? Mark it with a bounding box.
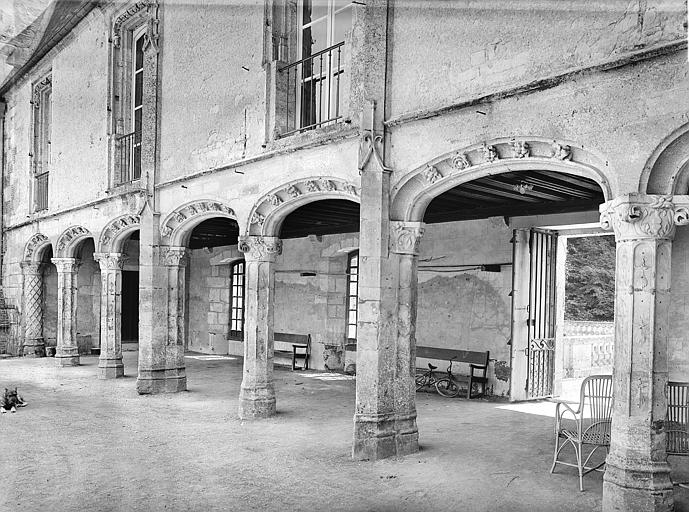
[122,270,139,342]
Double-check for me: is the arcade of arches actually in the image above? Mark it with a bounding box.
[14,138,689,512]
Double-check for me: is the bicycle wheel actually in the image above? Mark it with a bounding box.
[435,378,460,397]
[415,374,428,391]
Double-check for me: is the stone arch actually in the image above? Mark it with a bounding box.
[55,226,93,258]
[390,137,614,222]
[639,122,689,195]
[246,177,361,237]
[24,233,52,263]
[160,199,238,247]
[98,214,141,253]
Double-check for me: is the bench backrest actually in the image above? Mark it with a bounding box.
[416,346,489,367]
[274,332,311,353]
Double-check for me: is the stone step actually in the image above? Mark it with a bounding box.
[122,342,139,352]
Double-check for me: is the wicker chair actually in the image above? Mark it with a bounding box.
[667,381,689,489]
[550,374,613,491]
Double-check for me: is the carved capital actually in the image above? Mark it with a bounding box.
[162,247,189,267]
[238,236,282,262]
[93,253,127,271]
[20,261,42,274]
[51,258,80,273]
[390,221,425,256]
[600,194,685,241]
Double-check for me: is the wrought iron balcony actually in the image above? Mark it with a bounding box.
[116,130,141,184]
[279,41,345,137]
[34,172,48,211]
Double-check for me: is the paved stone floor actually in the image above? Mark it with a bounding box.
[0,352,687,512]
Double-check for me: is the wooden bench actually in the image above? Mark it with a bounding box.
[416,346,490,399]
[274,332,311,370]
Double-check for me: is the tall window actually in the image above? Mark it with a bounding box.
[131,26,144,179]
[229,260,245,340]
[32,74,52,211]
[346,251,358,340]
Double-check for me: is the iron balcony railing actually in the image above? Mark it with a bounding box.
[34,172,48,211]
[116,130,141,184]
[279,41,345,136]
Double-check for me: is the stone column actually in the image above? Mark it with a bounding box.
[94,253,126,378]
[353,220,423,460]
[52,257,80,366]
[600,194,687,512]
[21,262,45,357]
[237,235,281,419]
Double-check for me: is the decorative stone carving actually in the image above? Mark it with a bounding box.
[160,201,236,242]
[93,253,127,271]
[482,143,499,163]
[267,194,282,207]
[600,195,680,241]
[320,179,337,192]
[513,182,534,195]
[286,185,301,198]
[358,100,391,173]
[143,3,160,53]
[24,233,49,262]
[238,236,283,261]
[22,261,44,357]
[390,221,425,256]
[451,152,471,171]
[52,258,80,274]
[344,184,359,197]
[112,2,149,48]
[306,180,319,192]
[163,247,189,267]
[56,226,90,255]
[250,212,265,226]
[99,215,140,251]
[551,142,572,161]
[423,165,442,184]
[32,75,52,107]
[511,140,530,159]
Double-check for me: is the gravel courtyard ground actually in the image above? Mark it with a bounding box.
[0,352,686,512]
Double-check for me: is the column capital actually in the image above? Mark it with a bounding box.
[51,257,80,273]
[20,261,42,274]
[161,246,189,267]
[93,252,126,271]
[238,236,282,262]
[389,221,425,255]
[599,193,689,241]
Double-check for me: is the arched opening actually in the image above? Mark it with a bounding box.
[274,198,360,372]
[74,238,100,357]
[413,169,607,402]
[39,245,57,356]
[183,217,241,356]
[121,230,140,348]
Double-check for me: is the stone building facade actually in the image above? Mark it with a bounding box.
[0,1,688,510]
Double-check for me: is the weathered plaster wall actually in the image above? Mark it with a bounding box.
[158,0,266,182]
[389,0,685,117]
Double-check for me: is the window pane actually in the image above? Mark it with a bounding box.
[333,5,352,43]
[303,0,327,25]
[135,34,144,69]
[348,311,357,325]
[347,324,356,339]
[134,109,142,134]
[134,72,143,107]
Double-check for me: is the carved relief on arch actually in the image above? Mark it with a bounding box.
[24,233,50,262]
[112,2,149,48]
[160,200,237,245]
[247,177,361,236]
[98,214,141,252]
[56,226,92,257]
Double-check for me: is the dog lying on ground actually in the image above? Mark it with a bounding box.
[1,387,28,413]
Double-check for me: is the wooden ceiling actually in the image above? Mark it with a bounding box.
[187,171,604,248]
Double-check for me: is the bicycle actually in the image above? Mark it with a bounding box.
[415,358,460,397]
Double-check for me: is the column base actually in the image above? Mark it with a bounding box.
[55,346,79,366]
[238,384,276,419]
[98,356,124,379]
[22,339,46,358]
[352,412,419,460]
[136,368,187,394]
[603,459,674,512]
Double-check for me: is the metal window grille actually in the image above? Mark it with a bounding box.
[116,130,141,184]
[346,251,358,340]
[229,260,245,339]
[34,172,49,211]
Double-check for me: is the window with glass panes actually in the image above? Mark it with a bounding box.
[131,26,144,179]
[298,0,352,129]
[229,260,245,339]
[346,251,358,340]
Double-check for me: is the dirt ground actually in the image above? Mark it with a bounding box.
[0,353,686,512]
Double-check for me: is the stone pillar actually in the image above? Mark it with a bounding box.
[237,235,281,419]
[21,262,45,357]
[52,257,80,366]
[600,194,686,512]
[353,219,423,460]
[94,253,126,378]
